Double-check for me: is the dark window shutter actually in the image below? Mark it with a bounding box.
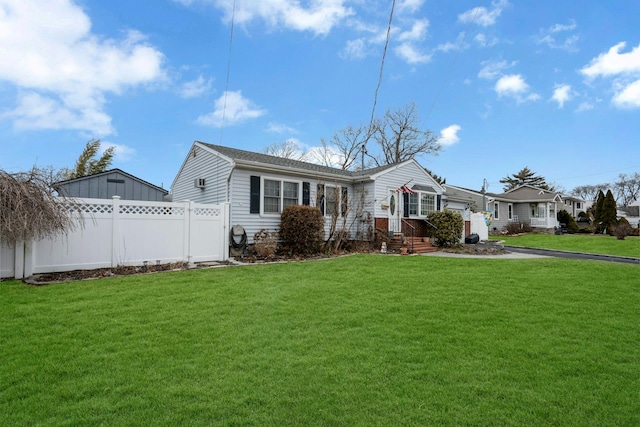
[317,184,325,216]
[302,182,310,205]
[341,187,348,217]
[250,176,260,214]
[403,192,409,218]
[437,195,442,211]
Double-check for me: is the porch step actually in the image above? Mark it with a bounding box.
[388,236,438,254]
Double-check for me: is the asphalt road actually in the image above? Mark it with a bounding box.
[504,246,640,265]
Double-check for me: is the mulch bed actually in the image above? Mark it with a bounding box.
[442,243,508,255]
[26,262,193,285]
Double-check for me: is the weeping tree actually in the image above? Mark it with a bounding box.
[0,167,83,246]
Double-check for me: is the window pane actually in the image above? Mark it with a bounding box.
[420,194,435,215]
[409,193,418,215]
[283,182,299,209]
[326,186,338,216]
[264,180,280,197]
[264,197,280,213]
[264,180,280,213]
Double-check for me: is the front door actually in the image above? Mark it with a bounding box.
[388,190,401,234]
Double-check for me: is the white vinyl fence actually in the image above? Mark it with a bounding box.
[1,197,229,279]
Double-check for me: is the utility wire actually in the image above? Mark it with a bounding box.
[362,0,396,167]
[219,0,236,145]
[367,0,395,132]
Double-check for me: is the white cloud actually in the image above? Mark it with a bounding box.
[395,43,431,65]
[0,0,166,136]
[581,42,640,109]
[473,33,499,48]
[458,0,509,27]
[581,42,640,78]
[495,74,540,102]
[439,125,461,146]
[436,32,468,53]
[478,59,514,80]
[535,19,579,51]
[613,79,640,108]
[306,144,344,168]
[208,0,354,36]
[267,122,299,134]
[340,38,368,60]
[549,21,577,33]
[551,84,572,108]
[576,101,594,112]
[495,74,528,95]
[179,75,213,98]
[3,91,114,135]
[393,18,431,65]
[397,19,429,42]
[102,142,137,162]
[397,0,425,13]
[196,91,266,127]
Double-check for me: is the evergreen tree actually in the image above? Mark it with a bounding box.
[593,190,605,233]
[601,190,618,234]
[500,167,552,192]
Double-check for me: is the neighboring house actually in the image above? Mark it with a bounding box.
[486,185,586,231]
[441,184,486,236]
[561,195,586,219]
[171,142,448,244]
[54,168,168,201]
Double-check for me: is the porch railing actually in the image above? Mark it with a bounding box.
[530,217,558,228]
[401,219,415,253]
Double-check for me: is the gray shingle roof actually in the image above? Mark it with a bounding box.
[53,168,168,193]
[198,142,397,179]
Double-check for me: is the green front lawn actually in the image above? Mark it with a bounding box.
[2,255,639,426]
[491,233,640,258]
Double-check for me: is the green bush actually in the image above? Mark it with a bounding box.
[556,209,579,234]
[279,205,325,255]
[426,210,464,248]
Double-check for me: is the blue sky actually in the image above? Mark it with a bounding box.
[1,0,639,194]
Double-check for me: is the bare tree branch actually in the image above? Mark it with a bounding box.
[372,102,441,166]
[264,140,307,161]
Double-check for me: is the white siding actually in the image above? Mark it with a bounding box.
[371,161,443,218]
[230,168,359,244]
[172,145,232,204]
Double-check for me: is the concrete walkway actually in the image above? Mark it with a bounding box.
[421,246,639,264]
[504,246,640,265]
[421,250,548,259]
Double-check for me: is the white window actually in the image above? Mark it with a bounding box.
[420,194,436,216]
[262,178,300,214]
[508,203,513,220]
[494,202,499,219]
[409,193,419,215]
[405,192,436,217]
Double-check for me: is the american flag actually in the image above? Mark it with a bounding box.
[397,185,415,194]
